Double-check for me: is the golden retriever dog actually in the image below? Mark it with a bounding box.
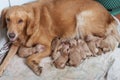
[1,0,120,75]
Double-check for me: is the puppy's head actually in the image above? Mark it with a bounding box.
[1,6,34,42]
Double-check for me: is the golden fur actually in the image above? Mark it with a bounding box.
[51,37,93,68]
[1,0,120,75]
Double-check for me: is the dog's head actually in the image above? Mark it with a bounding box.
[1,6,34,42]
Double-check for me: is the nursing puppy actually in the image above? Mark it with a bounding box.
[51,37,92,68]
[18,44,45,58]
[1,0,120,75]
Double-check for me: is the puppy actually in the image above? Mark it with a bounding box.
[18,44,45,58]
[1,0,120,75]
[51,37,70,69]
[100,35,118,53]
[86,34,119,55]
[68,40,84,67]
[86,35,103,55]
[53,48,69,69]
[51,38,92,68]
[68,39,92,67]
[51,37,61,61]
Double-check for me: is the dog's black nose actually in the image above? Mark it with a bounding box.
[8,33,15,39]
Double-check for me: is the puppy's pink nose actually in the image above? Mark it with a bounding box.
[8,33,15,39]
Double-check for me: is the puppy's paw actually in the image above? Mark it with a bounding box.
[100,40,111,53]
[54,59,66,69]
[97,49,103,55]
[68,56,82,67]
[68,57,82,67]
[53,54,68,69]
[54,62,65,69]
[68,60,78,67]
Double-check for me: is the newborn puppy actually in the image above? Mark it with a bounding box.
[51,37,93,68]
[54,53,69,69]
[51,37,61,61]
[68,39,92,67]
[100,35,118,53]
[77,39,93,57]
[51,38,70,69]
[86,35,103,56]
[86,34,118,55]
[18,44,45,58]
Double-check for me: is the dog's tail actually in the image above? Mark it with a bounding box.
[106,16,120,43]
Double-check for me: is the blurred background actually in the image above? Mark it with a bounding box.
[0,0,36,12]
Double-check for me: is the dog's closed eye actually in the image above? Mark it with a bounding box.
[6,18,10,23]
[18,19,23,24]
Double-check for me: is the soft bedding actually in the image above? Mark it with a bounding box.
[0,48,120,80]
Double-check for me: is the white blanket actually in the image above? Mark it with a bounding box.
[0,48,120,80]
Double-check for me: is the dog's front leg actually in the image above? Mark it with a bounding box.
[26,44,51,76]
[26,33,36,47]
[0,45,19,76]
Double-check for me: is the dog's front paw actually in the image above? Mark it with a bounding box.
[33,66,42,76]
[26,59,42,76]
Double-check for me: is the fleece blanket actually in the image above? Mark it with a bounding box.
[0,48,120,80]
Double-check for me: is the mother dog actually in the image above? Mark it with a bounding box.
[1,0,119,75]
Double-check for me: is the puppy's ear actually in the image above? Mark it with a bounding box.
[1,8,8,28]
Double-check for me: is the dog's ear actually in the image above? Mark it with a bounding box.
[25,9,34,36]
[25,7,40,36]
[25,6,52,36]
[26,12,34,36]
[40,6,52,29]
[1,8,8,28]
